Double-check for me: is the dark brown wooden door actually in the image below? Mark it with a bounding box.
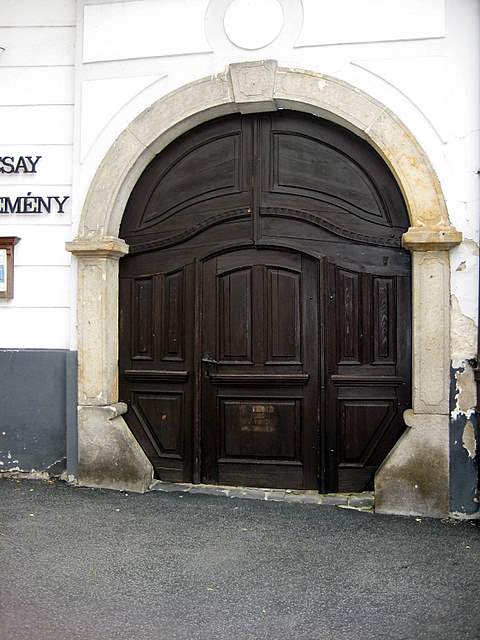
[119,110,412,492]
[201,249,319,489]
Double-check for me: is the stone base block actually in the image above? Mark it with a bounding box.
[375,410,449,518]
[77,403,153,493]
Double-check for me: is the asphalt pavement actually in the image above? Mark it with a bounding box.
[0,478,479,640]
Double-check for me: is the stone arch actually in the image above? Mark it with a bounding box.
[67,61,461,516]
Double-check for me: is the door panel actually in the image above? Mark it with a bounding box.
[119,265,194,482]
[220,398,300,458]
[265,267,301,363]
[325,261,411,492]
[161,269,185,361]
[218,268,253,363]
[201,250,319,489]
[133,391,184,458]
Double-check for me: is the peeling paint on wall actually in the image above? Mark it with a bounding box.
[462,420,477,459]
[463,239,479,256]
[453,365,476,419]
[450,363,479,516]
[451,296,477,367]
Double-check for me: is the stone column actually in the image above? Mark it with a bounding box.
[375,227,461,518]
[66,237,154,492]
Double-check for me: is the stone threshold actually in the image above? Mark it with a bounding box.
[149,480,374,511]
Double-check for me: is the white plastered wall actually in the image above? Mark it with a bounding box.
[0,0,76,349]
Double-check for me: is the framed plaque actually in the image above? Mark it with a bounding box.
[0,237,20,299]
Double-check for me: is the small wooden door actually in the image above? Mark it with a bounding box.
[118,110,412,492]
[201,249,319,489]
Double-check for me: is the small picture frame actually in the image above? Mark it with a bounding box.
[0,237,20,299]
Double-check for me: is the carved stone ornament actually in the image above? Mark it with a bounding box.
[229,60,277,110]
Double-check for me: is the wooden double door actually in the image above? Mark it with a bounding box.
[119,111,411,492]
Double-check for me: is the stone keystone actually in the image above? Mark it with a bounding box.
[228,60,277,113]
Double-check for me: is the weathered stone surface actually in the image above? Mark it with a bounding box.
[129,72,232,149]
[366,109,449,229]
[282,492,322,505]
[411,251,450,415]
[66,236,129,258]
[77,403,153,493]
[66,238,129,407]
[375,411,449,518]
[80,130,150,238]
[229,60,277,112]
[402,227,462,251]
[82,261,122,403]
[320,494,349,506]
[189,486,230,498]
[263,490,286,501]
[228,487,267,501]
[274,69,384,133]
[150,481,192,493]
[348,494,375,509]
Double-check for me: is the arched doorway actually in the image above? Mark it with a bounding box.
[118,111,411,492]
[67,62,461,516]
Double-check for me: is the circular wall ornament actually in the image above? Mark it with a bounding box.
[223,0,284,50]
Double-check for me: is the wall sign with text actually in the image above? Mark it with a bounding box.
[0,155,70,215]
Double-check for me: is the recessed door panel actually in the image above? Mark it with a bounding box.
[336,268,361,364]
[266,268,301,363]
[162,269,185,361]
[218,268,252,362]
[131,276,154,361]
[220,398,300,459]
[133,392,184,458]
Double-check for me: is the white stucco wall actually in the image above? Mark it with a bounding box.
[0,0,478,361]
[0,0,75,348]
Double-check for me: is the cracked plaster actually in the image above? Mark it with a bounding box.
[451,295,477,367]
[453,366,476,420]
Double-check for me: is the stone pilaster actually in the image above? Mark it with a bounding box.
[66,237,154,492]
[66,237,128,406]
[375,227,459,517]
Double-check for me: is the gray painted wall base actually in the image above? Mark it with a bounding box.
[0,349,76,475]
[449,364,479,516]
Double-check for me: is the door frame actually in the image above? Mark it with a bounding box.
[66,61,462,518]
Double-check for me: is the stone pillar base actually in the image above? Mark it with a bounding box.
[375,410,449,518]
[77,403,153,493]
